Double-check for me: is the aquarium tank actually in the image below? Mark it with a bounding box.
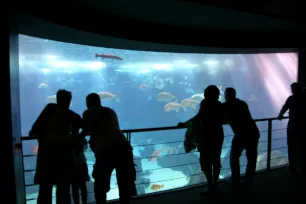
[19,34,297,203]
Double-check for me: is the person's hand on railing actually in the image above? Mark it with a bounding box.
[29,130,37,138]
[277,115,284,120]
[177,122,185,127]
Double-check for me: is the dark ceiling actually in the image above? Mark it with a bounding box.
[9,0,304,48]
[78,0,302,31]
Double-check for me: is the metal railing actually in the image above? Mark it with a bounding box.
[20,117,289,204]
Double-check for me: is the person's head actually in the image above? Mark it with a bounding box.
[204,85,220,101]
[86,93,101,109]
[56,89,72,109]
[225,87,236,102]
[291,82,302,95]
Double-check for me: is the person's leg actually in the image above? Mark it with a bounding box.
[56,180,71,204]
[211,137,224,191]
[37,181,53,204]
[198,146,213,194]
[287,124,298,173]
[93,153,113,204]
[244,138,259,187]
[230,138,244,187]
[116,143,136,204]
[72,183,80,204]
[80,182,88,204]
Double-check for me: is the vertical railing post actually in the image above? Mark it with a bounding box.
[267,119,272,171]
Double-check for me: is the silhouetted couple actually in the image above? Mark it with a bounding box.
[30,90,136,204]
[179,85,259,194]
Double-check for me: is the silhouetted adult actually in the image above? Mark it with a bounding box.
[29,90,82,204]
[179,85,224,194]
[223,87,260,190]
[81,93,136,204]
[278,82,306,174]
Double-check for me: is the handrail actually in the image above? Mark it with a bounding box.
[21,116,289,140]
[20,115,289,203]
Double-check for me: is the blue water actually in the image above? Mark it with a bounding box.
[18,34,295,203]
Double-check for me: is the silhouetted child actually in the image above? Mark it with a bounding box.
[72,137,90,204]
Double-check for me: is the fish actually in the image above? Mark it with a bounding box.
[97,92,121,103]
[181,98,200,110]
[248,94,258,102]
[167,147,176,155]
[164,102,186,112]
[31,145,39,154]
[156,92,176,102]
[47,95,57,103]
[139,84,148,89]
[95,53,123,60]
[190,93,204,102]
[150,184,164,191]
[38,83,48,88]
[185,88,195,94]
[149,146,166,162]
[217,85,224,95]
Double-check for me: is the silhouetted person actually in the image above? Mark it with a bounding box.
[81,93,136,204]
[223,87,260,190]
[278,82,306,174]
[29,89,82,204]
[179,85,224,194]
[72,137,89,204]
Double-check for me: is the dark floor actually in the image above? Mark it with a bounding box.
[122,167,305,204]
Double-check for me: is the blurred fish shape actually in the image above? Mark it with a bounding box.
[38,83,48,88]
[156,92,176,102]
[139,84,148,90]
[248,94,258,102]
[190,93,204,102]
[95,53,123,60]
[97,92,121,103]
[217,85,224,95]
[181,98,200,110]
[150,184,164,191]
[148,146,166,162]
[164,102,186,112]
[47,95,57,103]
[32,144,39,154]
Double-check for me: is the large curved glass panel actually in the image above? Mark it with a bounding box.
[18,34,295,203]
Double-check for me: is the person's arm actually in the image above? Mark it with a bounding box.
[29,103,54,139]
[278,97,291,119]
[178,103,202,127]
[79,110,91,138]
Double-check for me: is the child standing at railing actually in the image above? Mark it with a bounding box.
[72,137,90,204]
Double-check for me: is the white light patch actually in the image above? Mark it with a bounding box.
[41,68,50,74]
[204,59,220,68]
[47,60,106,71]
[152,64,171,71]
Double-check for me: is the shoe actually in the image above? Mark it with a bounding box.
[200,186,215,196]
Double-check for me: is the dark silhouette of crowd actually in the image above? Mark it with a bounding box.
[29,82,306,203]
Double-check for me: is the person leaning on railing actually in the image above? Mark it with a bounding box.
[80,93,137,204]
[178,85,224,195]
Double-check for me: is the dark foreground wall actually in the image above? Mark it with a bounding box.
[4,14,17,204]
